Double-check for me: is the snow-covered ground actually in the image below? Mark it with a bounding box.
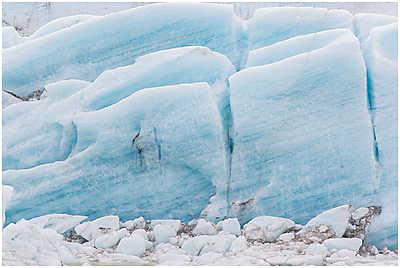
[2,205,398,266]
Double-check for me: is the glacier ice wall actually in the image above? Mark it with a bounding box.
[3,3,246,97]
[4,82,228,223]
[2,4,398,248]
[229,33,375,223]
[363,23,398,249]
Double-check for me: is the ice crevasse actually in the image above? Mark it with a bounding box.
[2,3,398,249]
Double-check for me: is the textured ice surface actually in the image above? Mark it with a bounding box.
[4,82,227,224]
[2,26,25,48]
[3,3,245,97]
[30,14,98,39]
[229,34,375,224]
[354,13,397,44]
[2,91,21,108]
[247,7,353,50]
[2,46,233,171]
[363,23,398,249]
[2,3,398,249]
[246,29,353,68]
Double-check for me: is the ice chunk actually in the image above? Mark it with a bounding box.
[3,3,245,97]
[301,205,351,237]
[354,13,397,44]
[323,238,362,252]
[115,234,146,256]
[94,228,129,249]
[216,218,241,235]
[30,15,98,39]
[243,216,295,242]
[28,214,87,234]
[154,224,177,244]
[121,216,146,230]
[306,243,329,257]
[246,29,353,68]
[182,234,236,255]
[4,83,228,224]
[3,220,76,265]
[2,26,25,48]
[247,7,353,49]
[278,232,295,242]
[228,34,375,226]
[193,219,218,235]
[75,215,119,241]
[229,235,248,252]
[363,23,397,249]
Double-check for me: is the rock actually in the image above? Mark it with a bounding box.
[278,232,295,242]
[121,216,145,230]
[154,224,177,243]
[323,238,362,252]
[286,255,324,266]
[243,216,295,242]
[74,215,119,241]
[305,243,329,257]
[230,236,248,252]
[28,214,87,234]
[193,219,217,235]
[216,218,241,236]
[94,228,129,249]
[115,233,146,257]
[301,205,351,237]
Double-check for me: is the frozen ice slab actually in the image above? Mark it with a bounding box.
[246,29,353,68]
[228,34,375,225]
[354,13,397,44]
[2,46,233,171]
[363,23,397,249]
[3,82,228,224]
[3,3,246,97]
[247,7,353,50]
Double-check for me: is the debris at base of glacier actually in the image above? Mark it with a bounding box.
[2,209,398,266]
